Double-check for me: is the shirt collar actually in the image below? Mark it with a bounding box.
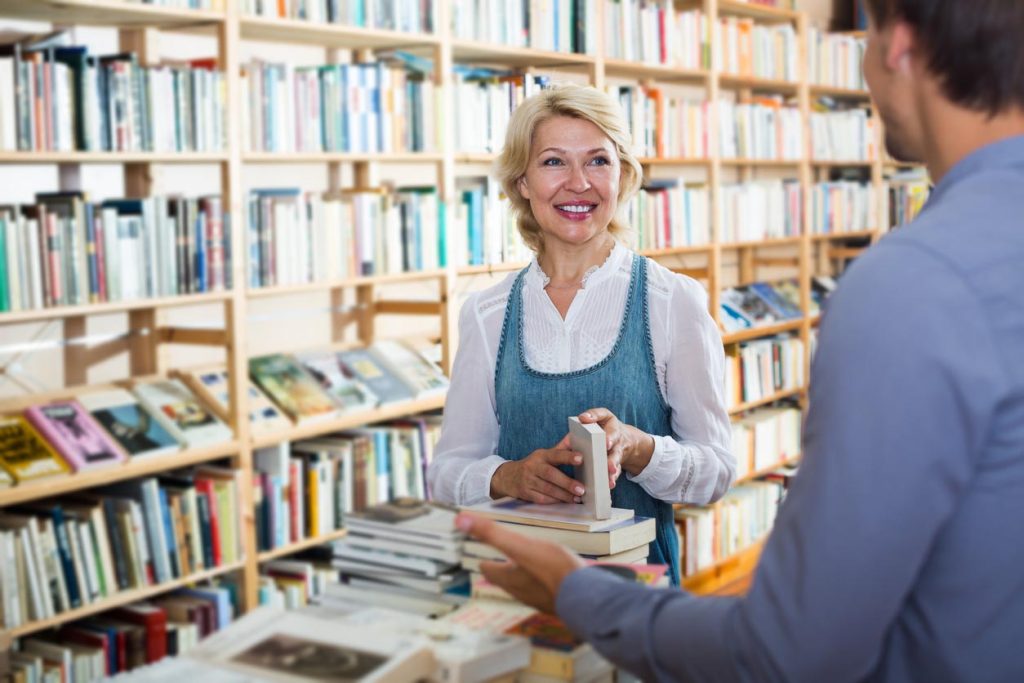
[526,240,628,291]
[925,134,1024,209]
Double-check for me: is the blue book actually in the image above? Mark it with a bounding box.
[177,585,233,631]
[749,282,801,320]
[158,487,180,579]
[50,506,83,609]
[337,347,415,405]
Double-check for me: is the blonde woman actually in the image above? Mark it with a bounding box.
[428,83,734,584]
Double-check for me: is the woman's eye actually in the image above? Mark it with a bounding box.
[542,157,563,166]
[590,156,610,166]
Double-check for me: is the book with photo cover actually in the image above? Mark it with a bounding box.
[337,347,416,405]
[249,354,340,425]
[294,349,378,413]
[23,400,127,471]
[174,365,292,434]
[131,378,233,448]
[0,414,71,481]
[368,340,449,400]
[77,389,180,458]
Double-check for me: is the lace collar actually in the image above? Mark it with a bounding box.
[525,240,628,292]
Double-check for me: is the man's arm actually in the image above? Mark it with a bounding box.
[556,241,1003,681]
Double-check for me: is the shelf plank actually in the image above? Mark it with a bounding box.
[729,386,804,415]
[247,269,447,298]
[0,0,224,30]
[715,0,800,22]
[455,153,498,164]
[682,538,766,594]
[7,560,246,640]
[640,244,713,257]
[810,229,878,241]
[451,40,596,68]
[719,73,800,93]
[810,159,875,167]
[257,529,349,563]
[0,152,228,164]
[719,236,803,249]
[0,441,241,508]
[602,59,709,83]
[242,151,444,164]
[639,157,712,166]
[720,157,801,167]
[809,84,871,100]
[733,455,800,487]
[240,16,440,49]
[0,291,234,326]
[722,319,803,344]
[457,262,528,276]
[251,395,446,449]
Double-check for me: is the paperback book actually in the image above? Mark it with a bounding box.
[23,400,127,471]
[131,379,233,448]
[295,349,378,413]
[77,389,179,458]
[337,347,416,405]
[175,365,292,434]
[0,414,72,481]
[368,339,449,400]
[249,354,339,424]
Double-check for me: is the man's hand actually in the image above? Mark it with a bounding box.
[456,512,585,613]
[490,439,585,504]
[577,408,655,487]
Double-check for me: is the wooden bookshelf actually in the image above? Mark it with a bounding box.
[809,84,871,100]
[0,291,234,325]
[811,159,875,167]
[257,528,349,563]
[729,386,804,415]
[239,15,440,49]
[715,0,800,22]
[811,230,878,241]
[242,152,445,164]
[0,152,229,164]
[0,0,224,28]
[450,40,597,68]
[247,270,448,298]
[639,156,713,166]
[682,538,766,594]
[603,59,709,83]
[719,73,800,94]
[734,455,800,487]
[720,158,801,167]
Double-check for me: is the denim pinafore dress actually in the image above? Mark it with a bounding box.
[494,253,681,585]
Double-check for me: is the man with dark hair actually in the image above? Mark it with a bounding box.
[455,1,1024,680]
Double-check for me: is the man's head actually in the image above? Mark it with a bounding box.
[862,0,1024,164]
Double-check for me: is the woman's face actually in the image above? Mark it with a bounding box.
[519,115,621,251]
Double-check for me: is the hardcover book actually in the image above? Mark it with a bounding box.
[568,417,611,521]
[131,378,233,448]
[0,414,71,481]
[295,349,379,413]
[492,515,657,556]
[463,498,633,533]
[24,400,127,471]
[77,389,180,458]
[249,354,340,424]
[368,340,448,400]
[175,365,292,434]
[337,347,416,405]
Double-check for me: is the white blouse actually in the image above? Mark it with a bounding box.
[427,242,735,506]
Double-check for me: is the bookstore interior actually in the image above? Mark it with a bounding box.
[0,0,932,680]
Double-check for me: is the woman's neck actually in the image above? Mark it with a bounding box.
[537,234,616,286]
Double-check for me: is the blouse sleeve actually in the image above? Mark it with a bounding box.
[426,292,508,506]
[626,274,736,504]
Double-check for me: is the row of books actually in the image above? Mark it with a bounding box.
[0,48,225,153]
[718,179,802,243]
[810,180,877,235]
[808,28,867,91]
[719,97,803,160]
[731,405,801,480]
[611,86,711,160]
[628,180,710,250]
[246,185,444,287]
[676,476,789,577]
[240,60,437,154]
[713,16,799,82]
[133,0,221,7]
[721,280,802,332]
[453,177,532,268]
[256,557,338,610]
[241,0,434,33]
[0,193,228,312]
[450,0,596,54]
[8,585,234,680]
[724,335,806,408]
[0,469,240,627]
[884,170,930,229]
[809,105,877,160]
[451,71,550,154]
[603,4,707,70]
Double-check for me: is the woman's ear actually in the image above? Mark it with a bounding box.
[518,175,530,200]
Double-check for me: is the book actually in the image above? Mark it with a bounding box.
[0,414,71,481]
[463,498,633,533]
[492,516,657,556]
[77,389,180,458]
[504,613,608,681]
[368,339,449,400]
[249,353,340,424]
[174,365,292,434]
[295,349,379,413]
[568,417,610,521]
[337,347,416,405]
[130,378,233,448]
[23,400,127,471]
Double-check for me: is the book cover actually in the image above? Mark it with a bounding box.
[77,389,179,458]
[0,414,71,481]
[23,400,127,471]
[131,378,233,448]
[464,498,633,533]
[249,354,340,424]
[568,417,611,521]
[175,365,292,434]
[368,339,448,400]
[337,347,416,405]
[295,349,379,413]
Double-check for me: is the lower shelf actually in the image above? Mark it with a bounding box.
[257,528,349,563]
[682,538,766,595]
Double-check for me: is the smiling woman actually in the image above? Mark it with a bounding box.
[426,84,736,586]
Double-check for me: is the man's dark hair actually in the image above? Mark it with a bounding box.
[866,0,1024,115]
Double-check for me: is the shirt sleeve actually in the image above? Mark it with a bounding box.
[426,293,507,506]
[628,274,735,504]
[555,241,1003,681]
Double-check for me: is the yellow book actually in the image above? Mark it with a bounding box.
[0,415,71,482]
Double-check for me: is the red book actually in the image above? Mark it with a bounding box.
[194,478,222,566]
[288,458,302,543]
[109,604,168,664]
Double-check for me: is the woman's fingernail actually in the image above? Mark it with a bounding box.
[455,515,473,532]
[574,455,582,464]
[574,486,585,495]
[583,412,593,419]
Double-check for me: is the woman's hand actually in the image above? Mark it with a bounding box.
[490,438,585,504]
[577,408,656,488]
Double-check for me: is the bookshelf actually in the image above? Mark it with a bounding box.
[0,0,908,640]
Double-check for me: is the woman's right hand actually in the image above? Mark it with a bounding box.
[490,439,585,504]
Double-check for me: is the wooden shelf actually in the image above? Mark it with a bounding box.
[721,157,801,167]
[6,560,246,640]
[811,159,875,167]
[258,529,349,563]
[0,152,228,164]
[240,16,440,49]
[251,395,446,449]
[723,319,803,344]
[715,0,800,22]
[719,235,803,249]
[451,40,597,68]
[0,291,234,326]
[640,244,713,258]
[811,229,878,241]
[0,441,241,508]
[602,59,709,83]
[455,153,499,164]
[0,0,224,30]
[719,73,800,94]
[639,157,712,166]
[809,84,871,100]
[729,386,803,415]
[682,538,766,594]
[247,270,447,298]
[457,262,528,276]
[733,455,800,487]
[242,151,444,164]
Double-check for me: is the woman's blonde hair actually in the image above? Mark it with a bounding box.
[495,83,643,254]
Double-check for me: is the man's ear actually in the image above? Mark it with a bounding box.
[518,176,530,200]
[885,20,916,75]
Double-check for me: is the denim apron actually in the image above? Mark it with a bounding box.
[494,253,681,585]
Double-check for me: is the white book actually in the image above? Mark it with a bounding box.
[344,500,462,543]
[131,378,233,448]
[345,531,462,565]
[569,416,612,520]
[332,542,455,578]
[464,497,633,533]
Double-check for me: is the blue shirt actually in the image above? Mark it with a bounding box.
[555,135,1024,682]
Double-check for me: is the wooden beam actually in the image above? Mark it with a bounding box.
[157,327,228,347]
[829,246,865,260]
[672,267,711,280]
[127,309,159,376]
[753,257,800,268]
[63,316,88,386]
[374,300,443,316]
[356,284,375,346]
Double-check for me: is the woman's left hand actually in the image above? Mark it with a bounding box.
[577,408,656,488]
